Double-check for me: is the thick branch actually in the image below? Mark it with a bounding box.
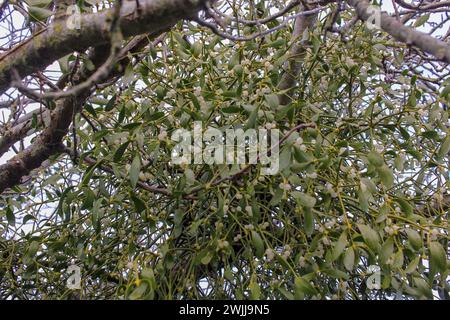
[277,5,318,106]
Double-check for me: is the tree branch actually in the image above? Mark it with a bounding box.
[347,0,450,64]
[0,0,208,95]
[277,3,319,106]
[0,30,169,194]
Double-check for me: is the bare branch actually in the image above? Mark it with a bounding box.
[347,0,450,64]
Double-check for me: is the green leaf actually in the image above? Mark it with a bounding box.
[6,207,15,226]
[394,155,405,171]
[26,0,52,7]
[441,84,450,98]
[27,241,40,258]
[322,269,349,280]
[378,165,394,188]
[358,189,369,212]
[23,214,35,224]
[147,112,165,121]
[405,229,422,251]
[123,122,142,131]
[84,103,97,118]
[81,161,102,186]
[246,107,258,129]
[357,224,381,253]
[173,32,190,50]
[28,6,53,22]
[224,268,233,282]
[278,147,292,171]
[396,198,414,217]
[249,276,261,300]
[113,141,130,163]
[221,106,242,114]
[43,174,60,187]
[251,231,265,259]
[264,94,279,109]
[174,209,183,229]
[414,14,430,27]
[105,95,117,111]
[23,240,40,265]
[201,252,213,265]
[131,194,146,213]
[413,277,433,299]
[129,154,141,189]
[367,150,384,167]
[58,54,70,74]
[343,247,355,271]
[269,187,284,206]
[405,256,420,274]
[380,237,394,264]
[292,192,316,208]
[129,282,148,300]
[429,242,447,274]
[81,187,95,209]
[293,147,311,163]
[392,249,404,269]
[437,136,450,160]
[91,199,102,227]
[268,38,285,48]
[361,178,377,194]
[222,90,237,99]
[303,208,314,236]
[294,277,318,296]
[228,52,240,69]
[192,41,202,57]
[141,268,156,298]
[279,287,294,300]
[331,231,348,261]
